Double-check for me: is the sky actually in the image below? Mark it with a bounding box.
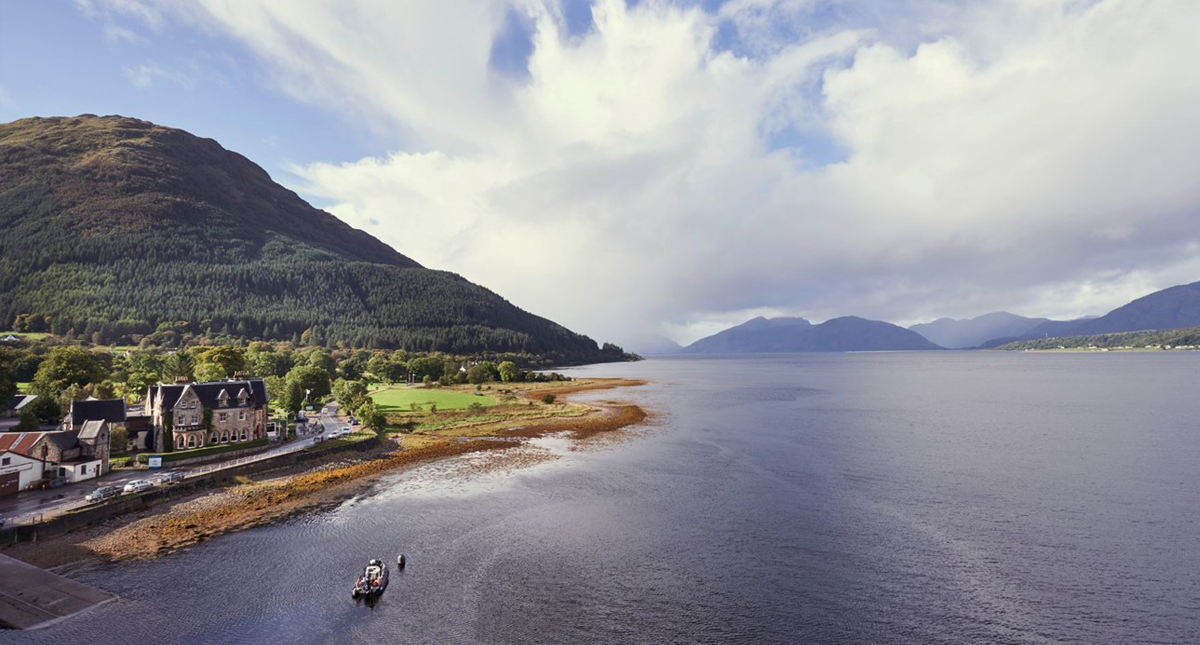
[2,0,1199,347]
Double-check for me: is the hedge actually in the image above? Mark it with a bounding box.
[137,438,269,464]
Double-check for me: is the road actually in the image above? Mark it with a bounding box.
[0,403,350,526]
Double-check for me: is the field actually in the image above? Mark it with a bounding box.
[370,385,498,412]
[0,331,52,340]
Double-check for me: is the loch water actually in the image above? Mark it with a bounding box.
[6,352,1199,644]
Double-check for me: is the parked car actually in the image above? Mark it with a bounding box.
[152,471,185,486]
[85,485,123,503]
[123,479,154,494]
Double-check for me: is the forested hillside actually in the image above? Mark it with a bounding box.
[0,115,624,363]
[994,325,1200,350]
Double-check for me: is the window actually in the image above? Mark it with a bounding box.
[210,433,218,443]
[219,413,227,423]
[1,457,9,466]
[59,467,66,477]
[187,436,196,449]
[81,465,87,474]
[239,411,246,421]
[177,436,185,450]
[241,430,248,441]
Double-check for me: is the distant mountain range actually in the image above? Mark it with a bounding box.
[683,316,940,353]
[977,280,1200,347]
[675,280,1200,355]
[683,316,812,353]
[909,312,1051,349]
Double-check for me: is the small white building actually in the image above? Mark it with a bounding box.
[51,457,103,484]
[0,450,47,496]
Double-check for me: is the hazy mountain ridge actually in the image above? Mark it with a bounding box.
[977,280,1200,347]
[909,312,1050,349]
[684,316,940,353]
[682,316,811,353]
[0,114,623,361]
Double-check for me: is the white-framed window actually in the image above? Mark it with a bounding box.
[210,433,218,443]
[241,430,248,441]
[219,413,227,422]
[187,436,196,449]
[177,436,185,450]
[239,411,246,421]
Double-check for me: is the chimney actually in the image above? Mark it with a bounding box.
[175,376,190,384]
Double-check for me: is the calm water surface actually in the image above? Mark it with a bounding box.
[5,353,1199,644]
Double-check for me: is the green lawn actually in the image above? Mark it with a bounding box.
[0,331,52,340]
[371,386,498,412]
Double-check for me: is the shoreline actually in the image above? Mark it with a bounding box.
[2,378,648,570]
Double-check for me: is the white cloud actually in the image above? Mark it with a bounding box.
[122,61,195,89]
[90,0,1200,344]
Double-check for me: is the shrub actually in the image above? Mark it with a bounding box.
[540,394,556,404]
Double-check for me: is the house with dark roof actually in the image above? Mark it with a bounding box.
[146,378,270,452]
[64,398,127,430]
[4,394,37,418]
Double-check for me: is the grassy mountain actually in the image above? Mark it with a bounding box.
[684,316,941,353]
[0,114,623,362]
[909,312,1049,349]
[978,280,1200,347]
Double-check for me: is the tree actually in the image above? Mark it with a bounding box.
[0,352,17,404]
[109,426,129,454]
[163,351,195,382]
[281,364,331,413]
[196,346,246,377]
[92,380,116,399]
[194,362,226,383]
[355,399,386,433]
[126,353,166,394]
[29,395,63,424]
[31,346,107,396]
[332,378,369,411]
[407,356,444,381]
[263,375,285,407]
[497,361,519,383]
[248,349,292,378]
[14,407,39,431]
[466,361,498,385]
[306,350,337,378]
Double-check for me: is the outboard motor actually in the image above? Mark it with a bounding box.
[397,554,406,569]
